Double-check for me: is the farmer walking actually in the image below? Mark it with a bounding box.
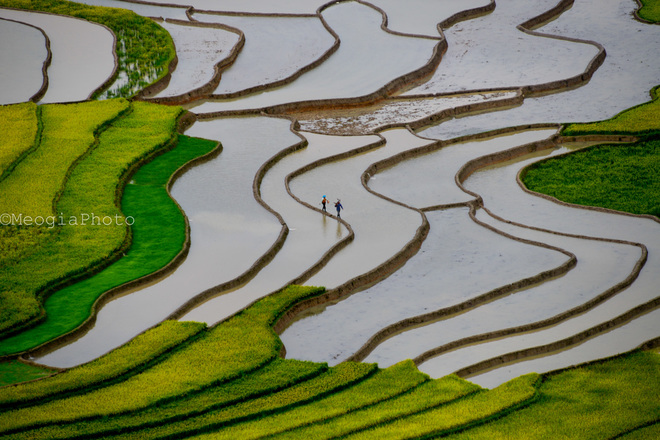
[334,199,343,218]
[321,195,328,212]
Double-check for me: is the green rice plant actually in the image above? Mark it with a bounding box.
[273,374,480,440]
[562,85,660,137]
[6,135,218,354]
[342,373,539,440]
[0,286,327,433]
[0,99,129,218]
[522,140,660,217]
[195,360,433,440]
[638,0,660,22]
[0,360,53,388]
[17,359,326,440]
[0,102,39,180]
[446,351,660,439]
[0,0,175,98]
[0,320,205,408]
[524,84,660,218]
[0,100,130,337]
[0,101,182,353]
[0,288,43,345]
[102,362,378,440]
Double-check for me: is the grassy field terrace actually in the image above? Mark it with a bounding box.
[0,100,222,358]
[523,84,660,218]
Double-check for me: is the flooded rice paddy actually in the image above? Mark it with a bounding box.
[7,0,658,387]
[151,20,240,99]
[191,12,335,97]
[0,17,47,104]
[0,7,115,103]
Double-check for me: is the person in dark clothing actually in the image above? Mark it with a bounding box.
[334,199,343,218]
[321,195,328,212]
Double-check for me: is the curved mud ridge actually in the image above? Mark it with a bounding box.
[140,17,244,105]
[202,5,340,101]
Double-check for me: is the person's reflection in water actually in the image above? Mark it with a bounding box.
[321,214,328,238]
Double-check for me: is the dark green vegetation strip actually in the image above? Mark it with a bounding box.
[340,373,540,440]
[523,85,660,217]
[0,360,53,388]
[0,0,175,98]
[0,101,185,356]
[93,362,377,440]
[614,421,660,440]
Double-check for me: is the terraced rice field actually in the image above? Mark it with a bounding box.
[0,0,659,437]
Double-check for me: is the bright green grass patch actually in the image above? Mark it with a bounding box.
[562,85,660,137]
[638,0,660,22]
[274,374,479,440]
[202,360,433,440]
[0,102,39,180]
[0,285,327,433]
[448,351,660,439]
[20,359,327,440]
[522,140,660,217]
[0,101,182,355]
[0,0,175,98]
[343,373,539,440]
[0,360,53,388]
[0,320,205,407]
